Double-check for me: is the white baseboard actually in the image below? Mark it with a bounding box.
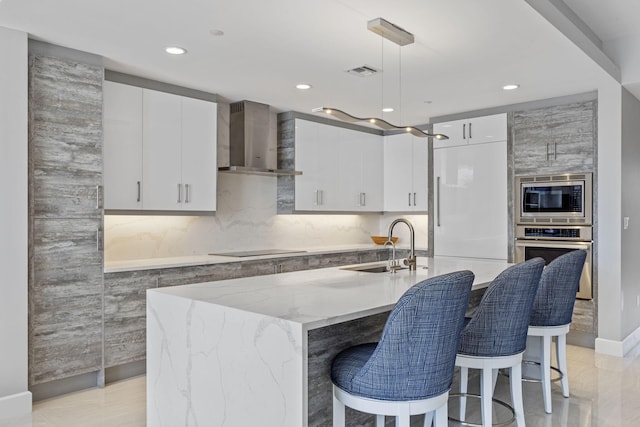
[0,391,32,420]
[595,324,640,357]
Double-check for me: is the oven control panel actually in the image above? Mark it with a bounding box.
[515,225,592,241]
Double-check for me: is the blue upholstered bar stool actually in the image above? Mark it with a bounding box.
[331,270,475,427]
[455,258,545,427]
[526,250,587,414]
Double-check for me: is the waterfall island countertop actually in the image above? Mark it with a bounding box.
[146,256,511,426]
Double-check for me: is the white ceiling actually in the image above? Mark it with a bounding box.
[0,0,628,126]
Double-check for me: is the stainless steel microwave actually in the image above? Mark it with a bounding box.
[515,173,592,225]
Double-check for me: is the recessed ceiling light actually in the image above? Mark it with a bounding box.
[165,46,187,55]
[296,83,312,90]
[503,84,520,90]
[209,29,224,36]
[382,107,394,112]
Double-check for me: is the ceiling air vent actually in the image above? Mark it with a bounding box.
[346,65,379,77]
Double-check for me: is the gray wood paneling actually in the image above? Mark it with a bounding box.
[29,55,103,219]
[28,51,104,386]
[513,101,596,175]
[103,249,392,369]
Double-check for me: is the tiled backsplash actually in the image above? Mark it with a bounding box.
[104,173,428,262]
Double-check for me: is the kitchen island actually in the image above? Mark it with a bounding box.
[146,256,511,427]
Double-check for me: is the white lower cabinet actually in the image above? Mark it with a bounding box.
[294,119,383,212]
[103,81,217,211]
[433,140,507,260]
[383,133,428,212]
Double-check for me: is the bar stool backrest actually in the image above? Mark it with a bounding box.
[458,258,545,357]
[349,270,474,400]
[530,250,587,327]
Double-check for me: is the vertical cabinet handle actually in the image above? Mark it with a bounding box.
[177,183,182,203]
[185,184,190,203]
[554,142,557,160]
[95,185,103,209]
[315,189,324,206]
[408,193,411,207]
[136,181,141,203]
[96,229,103,252]
[413,192,417,206]
[359,192,366,207]
[463,123,466,140]
[469,122,472,139]
[437,177,441,227]
[546,143,550,161]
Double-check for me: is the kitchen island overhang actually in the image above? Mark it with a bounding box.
[146,256,511,426]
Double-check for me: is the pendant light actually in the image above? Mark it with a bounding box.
[314,17,448,140]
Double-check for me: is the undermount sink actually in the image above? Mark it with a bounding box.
[340,263,408,273]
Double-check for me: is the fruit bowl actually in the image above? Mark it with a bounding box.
[370,236,399,245]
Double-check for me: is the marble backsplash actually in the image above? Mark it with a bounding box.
[104,173,428,262]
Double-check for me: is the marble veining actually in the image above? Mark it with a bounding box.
[147,257,511,426]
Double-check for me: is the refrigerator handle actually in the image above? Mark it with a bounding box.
[436,176,441,227]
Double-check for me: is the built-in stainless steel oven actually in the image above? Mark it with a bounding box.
[515,172,593,300]
[515,226,592,299]
[516,173,592,225]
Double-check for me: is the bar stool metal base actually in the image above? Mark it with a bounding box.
[447,393,515,427]
[521,360,564,383]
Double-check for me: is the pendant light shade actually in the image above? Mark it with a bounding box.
[312,107,448,139]
[314,17,448,140]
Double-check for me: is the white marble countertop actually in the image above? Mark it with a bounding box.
[104,243,425,273]
[148,256,511,330]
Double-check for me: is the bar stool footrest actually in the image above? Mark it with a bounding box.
[447,393,515,427]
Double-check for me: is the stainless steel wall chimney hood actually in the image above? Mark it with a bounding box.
[218,100,301,176]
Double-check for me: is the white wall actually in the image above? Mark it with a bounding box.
[595,77,624,349]
[0,27,31,419]
[104,173,429,261]
[621,88,640,338]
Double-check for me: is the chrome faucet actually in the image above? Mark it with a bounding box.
[388,218,417,271]
[383,239,402,273]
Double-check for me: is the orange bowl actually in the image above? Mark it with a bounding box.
[371,236,399,245]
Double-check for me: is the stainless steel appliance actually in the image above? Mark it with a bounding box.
[515,173,592,225]
[515,173,593,299]
[515,225,592,299]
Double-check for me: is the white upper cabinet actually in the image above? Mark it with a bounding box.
[294,119,383,212]
[383,133,428,212]
[103,81,143,210]
[103,81,217,211]
[142,89,183,210]
[179,97,217,211]
[294,119,340,211]
[433,113,507,148]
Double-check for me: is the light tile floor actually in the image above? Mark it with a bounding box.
[2,344,639,426]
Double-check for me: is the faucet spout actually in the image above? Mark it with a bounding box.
[388,218,417,271]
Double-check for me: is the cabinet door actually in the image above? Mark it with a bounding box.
[294,119,339,211]
[513,102,595,175]
[142,89,182,210]
[383,133,414,211]
[433,118,468,148]
[467,113,507,145]
[337,128,363,211]
[434,141,507,260]
[181,97,217,211]
[360,132,384,211]
[337,128,383,212]
[411,138,428,211]
[103,81,143,210]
